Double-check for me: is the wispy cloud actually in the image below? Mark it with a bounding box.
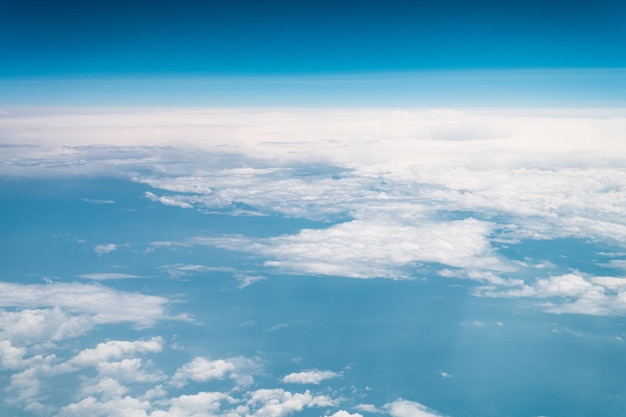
[81,198,115,205]
[282,369,339,384]
[77,273,144,280]
[94,243,117,255]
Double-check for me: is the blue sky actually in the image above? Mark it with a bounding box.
[1,0,625,106]
[1,2,626,417]
[2,0,626,76]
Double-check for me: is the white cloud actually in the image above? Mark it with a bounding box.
[384,399,447,417]
[94,243,117,255]
[58,395,151,417]
[95,358,164,383]
[602,259,626,271]
[71,338,163,367]
[78,273,144,280]
[82,198,116,204]
[145,191,193,209]
[326,411,364,417]
[0,340,27,370]
[245,389,336,417]
[1,108,625,170]
[151,392,233,417]
[170,358,234,388]
[0,282,173,335]
[170,356,258,389]
[200,217,506,279]
[0,307,92,343]
[282,370,339,384]
[355,404,383,413]
[237,275,268,289]
[478,273,626,316]
[79,377,127,402]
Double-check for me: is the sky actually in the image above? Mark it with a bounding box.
[1,1,626,417]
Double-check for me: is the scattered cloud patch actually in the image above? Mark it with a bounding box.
[94,243,117,255]
[0,281,174,332]
[326,411,364,417]
[237,274,268,289]
[145,191,193,209]
[478,273,626,316]
[245,388,336,417]
[171,356,258,388]
[71,338,163,368]
[355,404,384,413]
[385,399,447,417]
[282,369,339,385]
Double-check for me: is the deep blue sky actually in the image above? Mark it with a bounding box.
[1,0,625,78]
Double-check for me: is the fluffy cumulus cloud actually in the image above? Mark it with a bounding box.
[170,356,258,388]
[385,399,447,417]
[55,387,338,417]
[244,388,336,417]
[282,370,339,384]
[150,391,234,417]
[58,395,151,417]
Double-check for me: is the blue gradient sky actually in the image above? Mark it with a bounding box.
[1,0,625,106]
[3,3,626,417]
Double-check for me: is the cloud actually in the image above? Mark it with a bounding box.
[82,198,116,204]
[0,281,173,333]
[94,243,117,255]
[79,378,132,404]
[245,389,336,417]
[55,387,336,417]
[170,356,258,388]
[282,370,339,384]
[78,273,144,280]
[384,399,447,417]
[71,338,163,367]
[326,411,364,417]
[198,217,506,279]
[159,264,235,279]
[145,191,193,209]
[151,391,234,417]
[170,358,234,388]
[0,307,93,343]
[0,340,27,370]
[355,404,383,413]
[1,108,626,171]
[237,274,268,289]
[57,395,151,417]
[478,273,626,316]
